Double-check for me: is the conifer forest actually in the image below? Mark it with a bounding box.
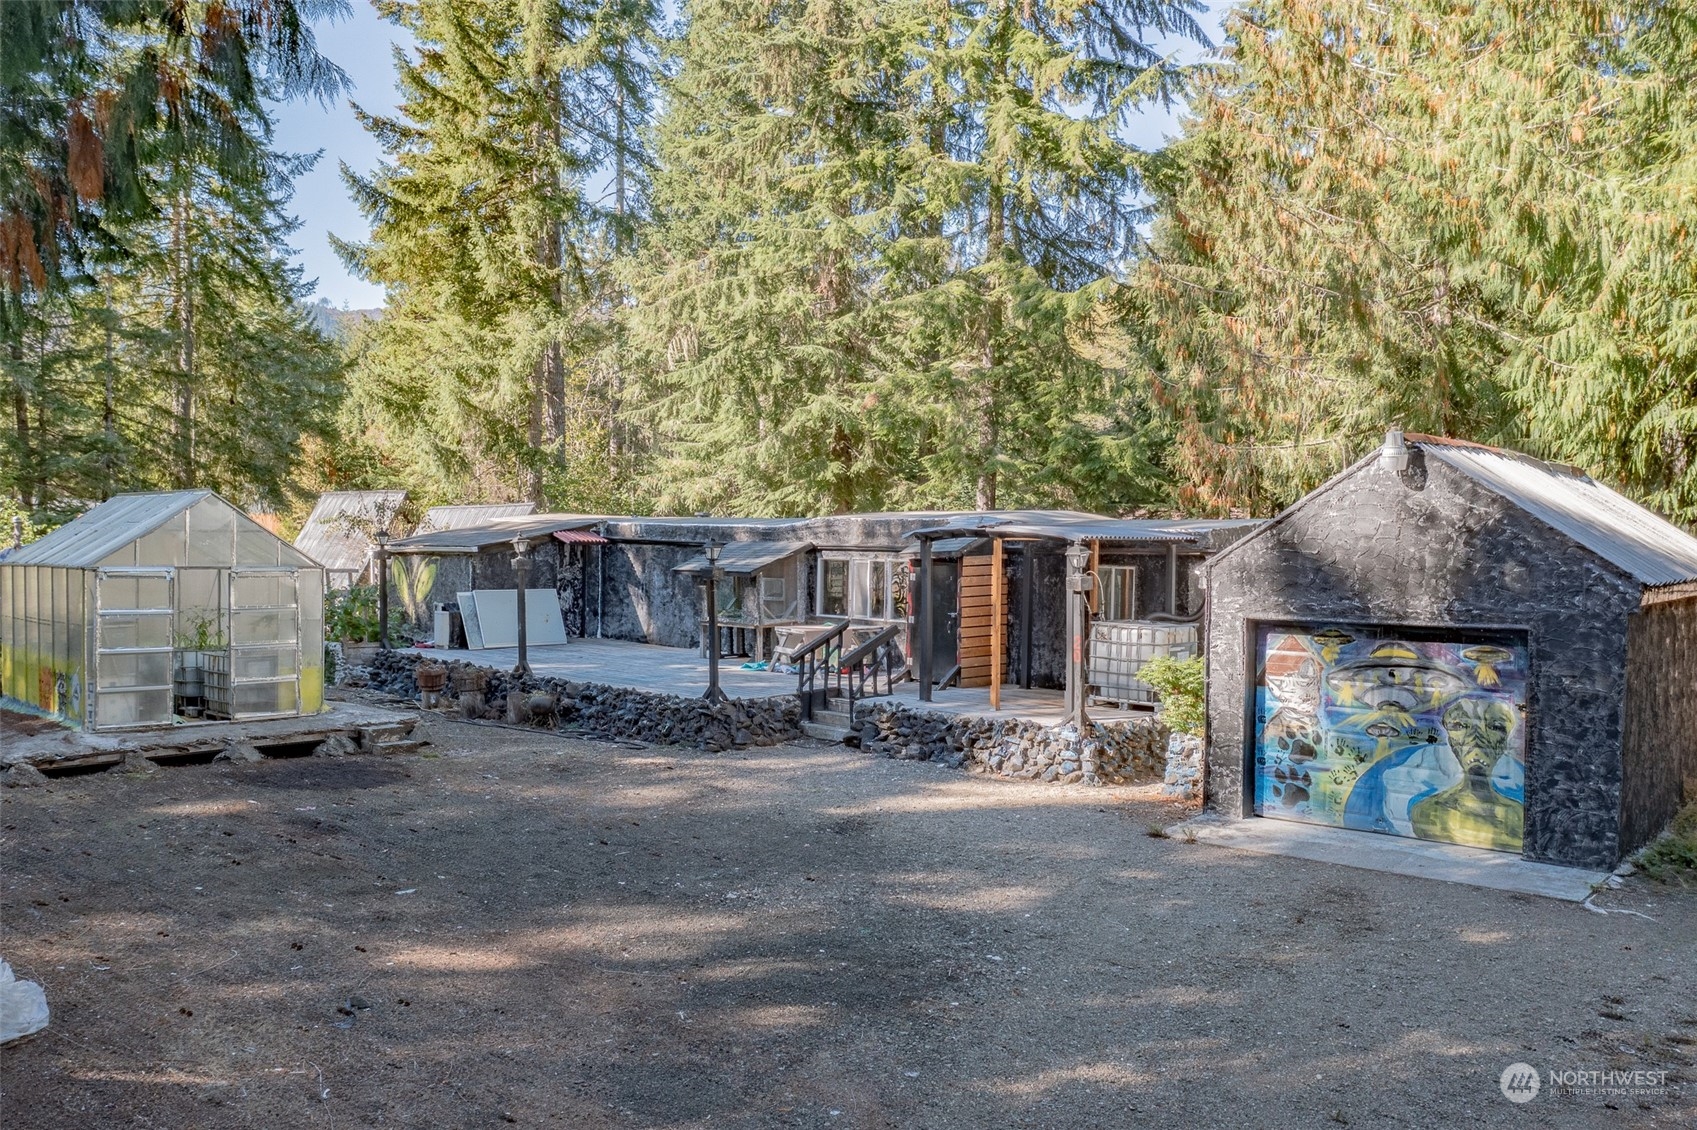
[5,0,1696,529]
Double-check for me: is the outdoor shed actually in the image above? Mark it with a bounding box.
[294,490,407,589]
[1203,432,1697,870]
[0,491,326,730]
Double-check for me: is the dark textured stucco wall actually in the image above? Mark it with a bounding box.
[414,543,589,638]
[1621,593,1697,853]
[597,542,708,648]
[1203,450,1644,869]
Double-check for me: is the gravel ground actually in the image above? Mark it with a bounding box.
[1,714,1693,1129]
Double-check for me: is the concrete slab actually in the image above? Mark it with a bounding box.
[404,640,1151,730]
[405,638,797,700]
[1172,815,1609,902]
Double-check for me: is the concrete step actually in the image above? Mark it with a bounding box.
[812,708,855,728]
[800,721,853,743]
[371,739,424,756]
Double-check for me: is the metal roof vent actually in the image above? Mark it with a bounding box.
[1380,427,1409,473]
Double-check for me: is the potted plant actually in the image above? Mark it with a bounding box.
[328,584,399,667]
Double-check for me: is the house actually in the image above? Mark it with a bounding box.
[1201,431,1697,870]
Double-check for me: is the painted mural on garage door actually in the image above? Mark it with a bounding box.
[1252,625,1527,853]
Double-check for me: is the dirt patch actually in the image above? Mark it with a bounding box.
[1,709,65,738]
[1,716,1692,1128]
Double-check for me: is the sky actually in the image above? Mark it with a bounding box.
[272,1,1229,311]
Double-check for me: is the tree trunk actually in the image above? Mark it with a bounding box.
[10,338,33,509]
[607,70,629,461]
[102,296,115,498]
[978,154,1006,511]
[172,191,196,488]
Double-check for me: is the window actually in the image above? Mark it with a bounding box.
[821,559,849,616]
[818,554,904,621]
[1098,564,1137,622]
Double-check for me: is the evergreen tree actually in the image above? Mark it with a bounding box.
[339,0,659,508]
[628,0,1203,515]
[2,0,350,520]
[1142,0,1697,522]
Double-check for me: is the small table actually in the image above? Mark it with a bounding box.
[700,619,803,662]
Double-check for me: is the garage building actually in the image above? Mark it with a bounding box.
[1202,432,1697,870]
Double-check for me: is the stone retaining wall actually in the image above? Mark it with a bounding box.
[1163,732,1203,799]
[857,703,1168,785]
[359,651,803,752]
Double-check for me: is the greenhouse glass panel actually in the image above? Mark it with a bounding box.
[186,497,236,566]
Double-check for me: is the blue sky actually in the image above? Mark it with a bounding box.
[273,1,1228,311]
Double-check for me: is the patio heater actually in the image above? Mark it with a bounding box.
[1064,541,1094,730]
[702,541,727,704]
[375,529,392,650]
[512,535,533,678]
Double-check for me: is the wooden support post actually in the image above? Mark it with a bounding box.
[1088,540,1100,615]
[917,539,933,702]
[989,537,1003,711]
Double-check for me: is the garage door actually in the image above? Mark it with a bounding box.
[1252,624,1527,853]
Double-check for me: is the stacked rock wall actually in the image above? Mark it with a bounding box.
[858,703,1168,785]
[360,651,803,752]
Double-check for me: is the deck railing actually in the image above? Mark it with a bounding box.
[795,622,905,722]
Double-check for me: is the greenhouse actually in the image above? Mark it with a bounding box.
[0,491,325,731]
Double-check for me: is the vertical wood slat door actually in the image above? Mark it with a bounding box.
[956,555,1006,688]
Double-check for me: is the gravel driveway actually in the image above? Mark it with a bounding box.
[1,715,1692,1128]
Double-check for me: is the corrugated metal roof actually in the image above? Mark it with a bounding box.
[1418,438,1697,587]
[293,490,407,575]
[909,511,1205,545]
[417,502,537,534]
[675,541,812,576]
[553,528,607,545]
[917,536,989,557]
[386,514,602,555]
[7,491,209,567]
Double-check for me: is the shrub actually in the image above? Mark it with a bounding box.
[326,584,403,644]
[1637,801,1697,885]
[1138,654,1205,736]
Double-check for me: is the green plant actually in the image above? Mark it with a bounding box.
[1139,654,1205,737]
[326,584,402,644]
[173,612,225,651]
[1637,802,1697,885]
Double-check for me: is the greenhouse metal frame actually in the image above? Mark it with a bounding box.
[0,491,326,730]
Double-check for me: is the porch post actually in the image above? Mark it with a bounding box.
[917,538,933,702]
[1167,541,1178,616]
[375,530,391,650]
[512,536,532,677]
[702,541,726,704]
[1065,541,1092,730]
[989,536,1003,711]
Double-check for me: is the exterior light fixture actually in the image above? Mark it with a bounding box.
[702,541,727,703]
[1380,427,1410,474]
[374,528,393,650]
[512,535,534,677]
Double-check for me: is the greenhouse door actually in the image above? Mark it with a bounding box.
[226,569,302,719]
[93,568,176,729]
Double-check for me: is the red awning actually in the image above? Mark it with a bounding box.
[553,528,607,545]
